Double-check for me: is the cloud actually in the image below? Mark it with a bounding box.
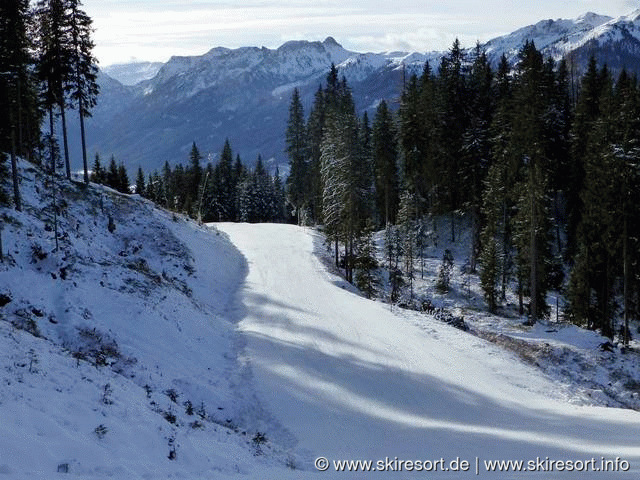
[85,0,638,65]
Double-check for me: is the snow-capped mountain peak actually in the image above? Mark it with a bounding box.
[574,11,613,28]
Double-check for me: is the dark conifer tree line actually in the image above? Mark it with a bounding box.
[128,140,287,224]
[285,43,640,341]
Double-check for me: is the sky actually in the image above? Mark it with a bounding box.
[81,0,640,66]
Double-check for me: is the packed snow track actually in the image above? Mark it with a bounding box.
[217,223,640,479]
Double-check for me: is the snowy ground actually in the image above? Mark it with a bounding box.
[0,162,297,479]
[2,162,640,479]
[217,222,640,479]
[361,215,640,412]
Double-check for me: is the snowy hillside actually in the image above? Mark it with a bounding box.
[0,162,300,479]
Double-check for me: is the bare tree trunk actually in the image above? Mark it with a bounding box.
[59,101,71,179]
[79,96,89,184]
[470,207,480,273]
[450,211,455,243]
[623,216,630,346]
[16,76,23,157]
[48,105,59,252]
[501,200,509,301]
[9,107,21,212]
[528,166,538,326]
[518,278,524,316]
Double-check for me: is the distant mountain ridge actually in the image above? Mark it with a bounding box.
[102,61,164,86]
[76,10,640,174]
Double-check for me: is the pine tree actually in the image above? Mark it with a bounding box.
[480,155,510,313]
[398,74,426,201]
[187,142,203,214]
[67,0,99,183]
[383,223,405,302]
[354,219,379,299]
[417,62,440,214]
[106,155,118,190]
[237,173,256,222]
[161,161,173,209]
[1,0,40,153]
[510,41,554,323]
[90,152,104,183]
[397,190,417,298]
[215,139,235,221]
[566,56,604,260]
[320,109,349,267]
[372,100,399,226]
[0,0,41,210]
[135,166,145,195]
[319,72,365,281]
[253,155,273,222]
[487,54,516,303]
[437,39,468,241]
[144,173,155,201]
[305,86,326,222]
[35,0,75,178]
[461,43,493,272]
[436,249,455,294]
[272,166,287,222]
[285,88,307,224]
[173,163,186,210]
[117,162,129,193]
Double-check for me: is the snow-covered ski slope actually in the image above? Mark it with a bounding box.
[218,222,640,479]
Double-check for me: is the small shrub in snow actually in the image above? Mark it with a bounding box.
[71,351,85,367]
[435,249,454,293]
[94,424,108,439]
[76,327,121,367]
[183,263,195,275]
[0,293,11,307]
[102,383,114,405]
[167,435,177,460]
[11,310,41,337]
[190,420,204,429]
[252,431,267,455]
[163,409,177,425]
[30,243,47,263]
[165,388,179,403]
[196,401,207,420]
[144,384,152,399]
[252,431,267,445]
[184,400,194,415]
[27,348,39,373]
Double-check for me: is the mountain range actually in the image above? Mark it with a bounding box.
[76,10,640,175]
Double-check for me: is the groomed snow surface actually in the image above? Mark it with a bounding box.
[2,163,640,478]
[218,223,640,479]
